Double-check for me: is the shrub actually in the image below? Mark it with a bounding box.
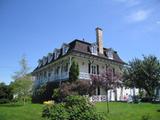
[42,105,51,118]
[132,95,140,103]
[50,103,69,120]
[52,83,78,102]
[73,80,93,96]
[80,110,105,120]
[52,81,93,103]
[65,95,91,108]
[65,95,92,120]
[141,97,153,102]
[42,103,69,120]
[0,98,10,104]
[42,95,105,120]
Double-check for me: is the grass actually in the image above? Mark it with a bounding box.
[0,103,43,120]
[96,102,160,120]
[0,102,159,120]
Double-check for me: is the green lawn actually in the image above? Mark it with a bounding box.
[96,102,160,120]
[0,103,43,120]
[0,102,159,120]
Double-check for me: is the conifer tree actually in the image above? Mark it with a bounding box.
[69,60,79,82]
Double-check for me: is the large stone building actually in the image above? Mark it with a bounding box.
[32,28,137,101]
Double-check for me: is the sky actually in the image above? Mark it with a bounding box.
[0,0,160,84]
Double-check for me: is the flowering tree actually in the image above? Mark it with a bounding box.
[90,67,122,113]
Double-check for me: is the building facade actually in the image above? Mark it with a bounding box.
[32,28,137,101]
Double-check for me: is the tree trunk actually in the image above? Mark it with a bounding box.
[133,87,136,97]
[23,98,25,105]
[120,87,123,101]
[106,90,109,113]
[145,88,154,98]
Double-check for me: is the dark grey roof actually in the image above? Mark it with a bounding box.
[33,39,125,72]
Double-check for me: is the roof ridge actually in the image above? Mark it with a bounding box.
[69,39,91,45]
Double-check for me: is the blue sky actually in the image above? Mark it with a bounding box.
[0,0,160,84]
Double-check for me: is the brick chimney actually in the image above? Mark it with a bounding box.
[96,27,103,54]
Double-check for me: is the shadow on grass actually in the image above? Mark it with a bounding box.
[0,103,23,107]
[157,109,160,112]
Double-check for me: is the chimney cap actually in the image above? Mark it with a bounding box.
[96,27,103,31]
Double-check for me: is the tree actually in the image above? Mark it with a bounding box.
[0,82,13,104]
[10,75,33,104]
[11,55,33,105]
[12,55,30,80]
[123,55,160,98]
[90,68,122,113]
[69,60,79,82]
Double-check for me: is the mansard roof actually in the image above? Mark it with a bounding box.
[33,39,125,72]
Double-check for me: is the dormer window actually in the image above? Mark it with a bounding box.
[90,43,97,55]
[42,56,47,65]
[54,49,60,59]
[48,53,53,63]
[62,43,69,55]
[38,59,42,68]
[107,48,114,60]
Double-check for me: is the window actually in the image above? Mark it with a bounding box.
[90,43,97,55]
[107,48,114,59]
[61,62,68,72]
[44,71,47,78]
[97,65,99,74]
[48,68,52,78]
[48,53,53,63]
[54,49,60,59]
[54,66,60,75]
[106,64,109,72]
[64,63,68,72]
[97,86,100,95]
[89,63,99,74]
[42,56,47,65]
[38,59,42,67]
[62,44,69,55]
[92,65,96,74]
[48,72,51,78]
[113,68,115,76]
[88,63,91,73]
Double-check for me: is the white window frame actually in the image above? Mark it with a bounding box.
[90,43,97,55]
[48,53,53,63]
[38,59,42,67]
[42,56,47,65]
[91,64,97,74]
[107,49,114,60]
[62,45,69,55]
[54,49,60,59]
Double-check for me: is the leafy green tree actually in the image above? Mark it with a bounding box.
[69,60,79,82]
[10,75,33,104]
[11,55,33,105]
[123,55,160,98]
[0,82,13,104]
